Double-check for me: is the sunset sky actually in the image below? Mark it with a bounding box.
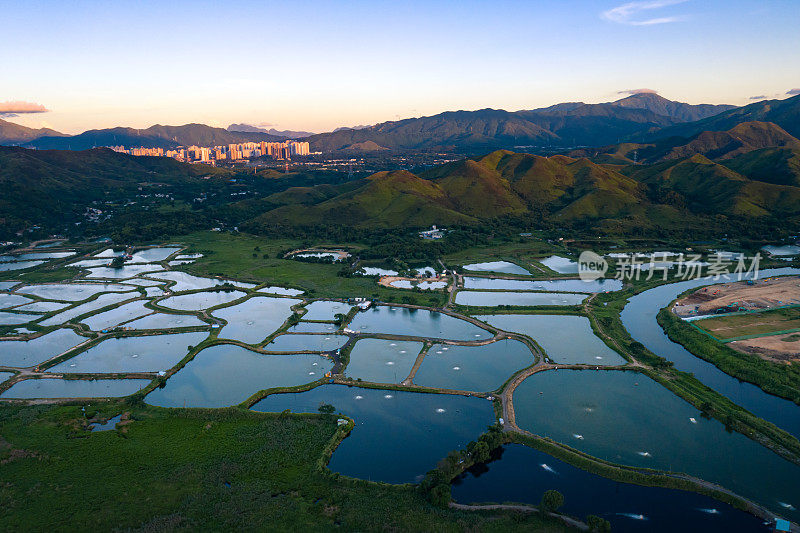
[3,0,799,134]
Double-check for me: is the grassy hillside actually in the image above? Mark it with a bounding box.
[627,154,800,218]
[726,147,800,187]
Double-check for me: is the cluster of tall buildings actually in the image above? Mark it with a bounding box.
[109,140,311,164]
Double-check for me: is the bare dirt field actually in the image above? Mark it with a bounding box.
[730,333,800,362]
[673,276,800,317]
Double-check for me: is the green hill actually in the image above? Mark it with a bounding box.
[725,147,800,187]
[0,146,230,237]
[627,154,800,218]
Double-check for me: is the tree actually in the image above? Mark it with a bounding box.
[540,489,564,513]
[318,403,335,415]
[472,441,490,463]
[586,515,611,532]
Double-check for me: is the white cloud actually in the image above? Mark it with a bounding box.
[618,88,659,95]
[602,0,688,26]
[0,100,49,118]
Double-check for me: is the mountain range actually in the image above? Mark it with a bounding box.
[302,93,739,152]
[0,93,742,152]
[242,145,800,232]
[14,123,286,150]
[226,123,315,139]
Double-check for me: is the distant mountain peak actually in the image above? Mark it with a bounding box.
[610,93,736,123]
[227,123,313,139]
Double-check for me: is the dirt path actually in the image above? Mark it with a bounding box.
[449,502,589,530]
[402,342,432,385]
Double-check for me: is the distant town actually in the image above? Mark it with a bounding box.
[110,140,312,165]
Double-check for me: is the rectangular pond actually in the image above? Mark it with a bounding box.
[213,296,301,344]
[17,283,134,301]
[538,255,578,274]
[464,276,622,293]
[257,286,304,297]
[262,334,348,352]
[0,293,33,309]
[344,338,423,383]
[47,332,208,374]
[347,306,493,341]
[462,261,530,275]
[0,378,151,399]
[146,271,255,292]
[286,322,340,333]
[86,264,165,279]
[128,247,182,263]
[0,261,46,272]
[455,291,587,307]
[476,314,627,365]
[145,344,332,407]
[0,329,89,367]
[413,340,534,392]
[0,311,39,325]
[13,301,71,313]
[81,300,152,331]
[302,300,354,321]
[39,292,139,327]
[512,369,800,521]
[123,313,207,330]
[251,385,496,484]
[158,290,247,311]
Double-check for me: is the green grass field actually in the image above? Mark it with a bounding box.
[175,232,446,307]
[0,403,572,532]
[694,307,800,341]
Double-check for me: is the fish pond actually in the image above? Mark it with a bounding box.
[451,444,770,533]
[213,296,300,344]
[0,329,89,367]
[344,338,423,383]
[347,306,493,341]
[413,340,533,391]
[48,332,207,374]
[0,378,151,399]
[302,300,353,321]
[146,344,332,407]
[513,369,800,521]
[263,334,348,352]
[477,314,627,365]
[455,291,586,307]
[463,277,622,293]
[462,261,530,275]
[16,283,133,301]
[158,290,247,311]
[251,385,495,484]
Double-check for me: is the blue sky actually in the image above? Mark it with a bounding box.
[2,0,799,133]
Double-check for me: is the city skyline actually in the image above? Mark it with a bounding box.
[3,0,799,134]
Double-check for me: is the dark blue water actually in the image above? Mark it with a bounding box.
[452,444,770,533]
[622,268,800,438]
[252,385,495,484]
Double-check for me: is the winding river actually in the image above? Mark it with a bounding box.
[621,268,800,439]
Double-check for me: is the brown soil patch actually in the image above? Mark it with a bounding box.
[674,276,800,317]
[730,334,800,362]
